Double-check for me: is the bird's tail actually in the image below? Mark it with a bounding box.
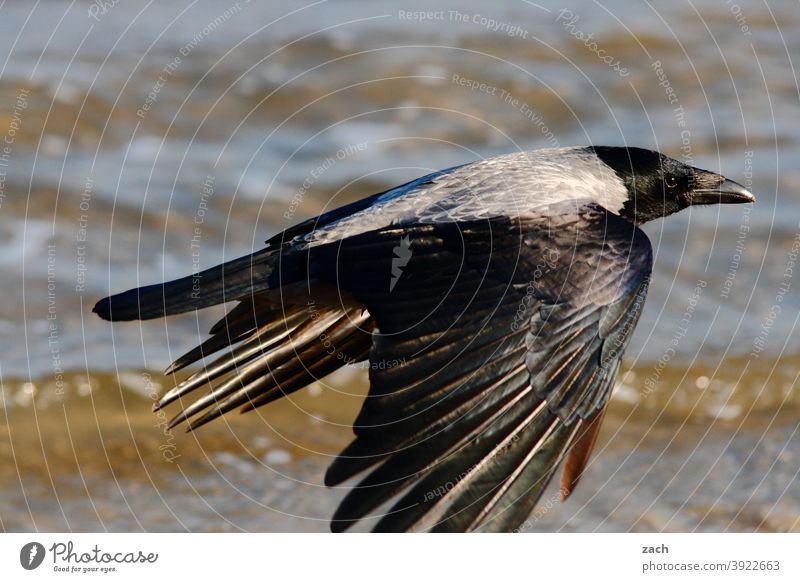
[93,248,279,321]
[94,244,375,429]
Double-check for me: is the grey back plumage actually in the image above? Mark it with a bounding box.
[300,148,629,247]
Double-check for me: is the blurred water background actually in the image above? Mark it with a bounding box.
[0,0,798,531]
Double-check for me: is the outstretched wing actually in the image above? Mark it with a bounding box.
[311,200,652,532]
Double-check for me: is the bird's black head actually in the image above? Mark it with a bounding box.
[588,146,755,225]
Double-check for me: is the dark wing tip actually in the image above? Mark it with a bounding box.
[329,519,352,533]
[323,468,340,488]
[324,457,360,487]
[92,297,112,320]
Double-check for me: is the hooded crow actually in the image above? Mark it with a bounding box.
[94,146,754,532]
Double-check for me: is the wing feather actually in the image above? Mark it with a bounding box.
[315,201,651,532]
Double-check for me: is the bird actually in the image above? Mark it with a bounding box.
[94,145,754,532]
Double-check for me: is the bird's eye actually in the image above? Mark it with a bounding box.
[665,175,679,189]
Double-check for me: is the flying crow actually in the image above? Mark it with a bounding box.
[94,146,754,532]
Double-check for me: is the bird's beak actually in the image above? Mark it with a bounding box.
[688,177,756,206]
